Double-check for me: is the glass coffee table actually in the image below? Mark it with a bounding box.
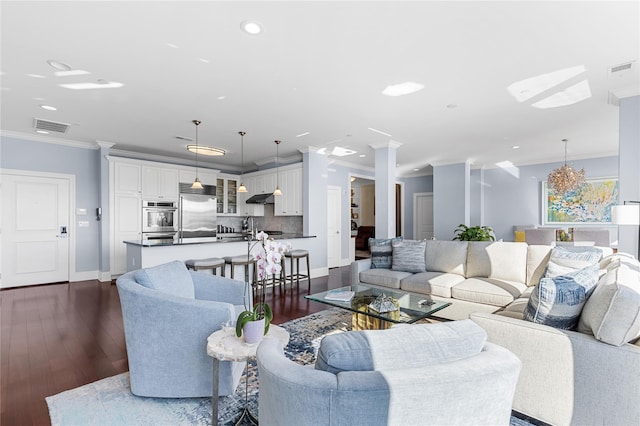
[305,285,451,330]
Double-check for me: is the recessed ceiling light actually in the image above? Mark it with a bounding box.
[26,73,46,79]
[413,168,420,171]
[368,127,392,137]
[359,154,366,158]
[296,132,311,137]
[166,43,179,49]
[241,20,263,35]
[40,105,57,111]
[446,104,458,109]
[186,145,225,156]
[217,96,226,100]
[47,60,71,71]
[512,145,520,149]
[36,130,49,134]
[199,58,210,63]
[382,81,424,97]
[175,136,193,142]
[59,81,124,90]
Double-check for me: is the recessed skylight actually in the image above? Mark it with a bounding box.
[507,65,586,103]
[331,147,356,157]
[59,81,124,90]
[532,80,592,109]
[241,20,263,35]
[382,81,424,97]
[54,70,90,77]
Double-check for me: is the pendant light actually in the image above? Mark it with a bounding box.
[273,140,282,196]
[237,131,247,193]
[191,119,203,189]
[547,138,585,194]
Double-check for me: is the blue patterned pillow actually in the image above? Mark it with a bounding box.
[545,246,602,278]
[369,237,402,269]
[524,264,599,330]
[392,239,427,273]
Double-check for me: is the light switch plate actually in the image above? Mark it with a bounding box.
[78,221,90,228]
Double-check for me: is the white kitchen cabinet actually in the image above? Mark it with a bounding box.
[114,162,141,194]
[113,194,141,275]
[216,175,239,215]
[274,165,303,216]
[237,175,264,216]
[179,169,217,187]
[142,166,178,200]
[253,172,277,195]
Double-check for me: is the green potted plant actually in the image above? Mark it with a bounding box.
[235,231,288,343]
[452,224,496,241]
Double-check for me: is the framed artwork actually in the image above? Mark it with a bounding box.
[542,177,619,225]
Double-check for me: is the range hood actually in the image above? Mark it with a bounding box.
[246,193,275,204]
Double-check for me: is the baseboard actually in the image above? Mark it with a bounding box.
[311,267,328,278]
[69,270,99,282]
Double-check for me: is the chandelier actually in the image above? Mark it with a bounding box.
[547,139,585,194]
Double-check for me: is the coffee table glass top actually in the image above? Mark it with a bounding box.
[305,285,450,324]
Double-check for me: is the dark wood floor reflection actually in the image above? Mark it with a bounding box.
[0,266,350,426]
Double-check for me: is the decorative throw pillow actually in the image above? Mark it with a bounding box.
[134,260,195,299]
[545,246,602,278]
[369,237,402,269]
[523,264,599,330]
[391,239,427,273]
[578,265,640,346]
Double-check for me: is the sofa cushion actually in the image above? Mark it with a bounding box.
[526,245,553,286]
[425,240,468,275]
[452,278,527,307]
[523,264,599,330]
[315,320,487,373]
[578,265,640,346]
[359,268,411,289]
[369,237,402,269]
[391,239,426,273]
[400,272,466,298]
[134,260,195,299]
[466,242,528,284]
[545,246,602,278]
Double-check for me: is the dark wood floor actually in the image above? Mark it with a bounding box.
[0,266,350,426]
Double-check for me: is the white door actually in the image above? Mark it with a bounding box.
[414,193,434,240]
[2,173,70,287]
[327,186,342,268]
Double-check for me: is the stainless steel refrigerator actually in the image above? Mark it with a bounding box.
[179,193,217,239]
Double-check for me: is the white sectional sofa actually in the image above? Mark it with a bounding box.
[351,240,640,426]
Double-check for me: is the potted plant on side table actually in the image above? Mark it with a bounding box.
[236,231,290,344]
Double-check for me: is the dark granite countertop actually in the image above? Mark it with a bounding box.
[124,234,316,247]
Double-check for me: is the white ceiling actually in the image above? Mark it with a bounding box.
[1,1,638,176]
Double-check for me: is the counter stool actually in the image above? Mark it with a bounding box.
[284,249,311,293]
[223,255,258,286]
[185,257,225,276]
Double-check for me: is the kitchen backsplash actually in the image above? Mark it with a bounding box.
[217,204,303,234]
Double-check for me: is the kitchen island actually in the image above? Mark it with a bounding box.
[123,234,318,276]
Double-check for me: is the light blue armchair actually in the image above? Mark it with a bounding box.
[257,320,521,426]
[116,260,250,398]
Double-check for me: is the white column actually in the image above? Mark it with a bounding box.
[372,141,402,238]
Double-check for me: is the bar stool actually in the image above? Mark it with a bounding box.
[284,249,311,293]
[223,254,258,285]
[184,257,225,276]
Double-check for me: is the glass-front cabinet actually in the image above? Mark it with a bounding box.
[216,175,239,215]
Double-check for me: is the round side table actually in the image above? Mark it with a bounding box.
[207,324,290,425]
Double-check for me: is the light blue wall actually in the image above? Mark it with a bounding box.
[433,163,469,240]
[618,95,640,255]
[480,156,618,241]
[1,136,101,272]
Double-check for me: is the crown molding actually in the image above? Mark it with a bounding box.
[1,130,99,150]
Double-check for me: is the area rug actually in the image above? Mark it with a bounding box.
[46,308,538,426]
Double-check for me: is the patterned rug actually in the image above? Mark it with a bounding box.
[46,308,538,425]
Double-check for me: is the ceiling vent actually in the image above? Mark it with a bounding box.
[33,118,71,133]
[608,61,635,78]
